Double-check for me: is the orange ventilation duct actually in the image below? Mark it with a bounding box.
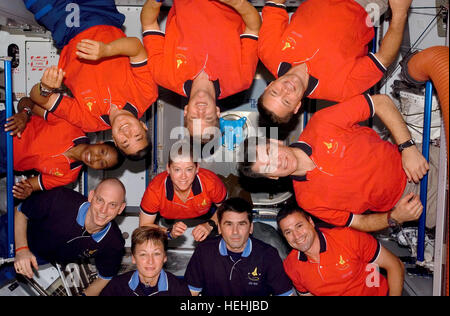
[403,46,449,154]
[402,46,449,297]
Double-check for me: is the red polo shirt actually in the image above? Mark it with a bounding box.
[49,25,158,132]
[13,114,87,191]
[140,168,227,219]
[258,0,386,102]
[143,0,258,100]
[283,227,388,296]
[292,94,407,226]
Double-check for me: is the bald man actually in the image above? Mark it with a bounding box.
[14,178,126,296]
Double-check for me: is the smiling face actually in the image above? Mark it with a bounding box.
[132,240,167,283]
[184,90,220,139]
[261,74,305,123]
[218,211,253,253]
[167,160,199,193]
[279,211,317,253]
[87,180,126,229]
[81,143,119,170]
[111,112,148,156]
[251,140,298,179]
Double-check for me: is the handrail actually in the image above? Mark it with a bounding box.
[2,57,15,259]
[417,81,433,262]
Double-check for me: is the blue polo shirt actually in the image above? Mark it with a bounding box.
[100,269,191,296]
[184,236,294,296]
[18,187,125,279]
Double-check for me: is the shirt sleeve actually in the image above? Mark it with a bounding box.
[48,94,102,133]
[283,255,309,295]
[183,246,205,293]
[208,173,227,204]
[309,94,374,130]
[39,168,81,191]
[129,59,158,109]
[347,228,382,264]
[239,35,259,91]
[258,3,289,77]
[140,184,161,215]
[99,277,120,296]
[18,189,55,221]
[142,30,165,82]
[95,238,125,280]
[265,246,294,296]
[339,53,386,101]
[303,207,354,227]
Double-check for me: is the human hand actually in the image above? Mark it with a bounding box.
[12,179,34,200]
[14,248,39,279]
[391,192,423,224]
[170,221,188,239]
[192,222,213,242]
[401,146,429,183]
[41,66,65,90]
[4,112,28,138]
[389,0,412,17]
[141,0,163,30]
[76,39,110,60]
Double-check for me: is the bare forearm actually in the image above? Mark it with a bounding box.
[14,208,29,249]
[105,37,147,61]
[30,83,52,109]
[141,0,162,31]
[84,278,110,296]
[372,94,411,145]
[234,1,262,35]
[374,13,408,68]
[387,261,405,296]
[350,213,389,232]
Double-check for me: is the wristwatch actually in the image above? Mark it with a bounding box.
[166,227,173,240]
[22,106,32,121]
[39,81,54,97]
[387,211,401,228]
[398,139,416,152]
[206,219,217,230]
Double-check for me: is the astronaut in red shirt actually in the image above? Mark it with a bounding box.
[26,0,158,159]
[278,207,404,296]
[238,94,429,231]
[257,0,411,126]
[141,0,261,142]
[1,98,123,200]
[140,142,227,242]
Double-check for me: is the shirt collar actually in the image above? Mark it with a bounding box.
[219,237,253,258]
[298,227,327,262]
[165,173,203,201]
[75,202,111,243]
[71,136,90,170]
[128,269,169,293]
[277,62,319,98]
[183,79,221,99]
[100,102,139,126]
[288,141,313,181]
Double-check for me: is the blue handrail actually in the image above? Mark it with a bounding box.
[3,58,15,258]
[417,81,433,262]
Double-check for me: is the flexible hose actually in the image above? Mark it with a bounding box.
[403,46,449,296]
[404,46,449,154]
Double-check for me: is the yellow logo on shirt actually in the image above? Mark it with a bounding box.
[324,141,333,150]
[176,54,187,69]
[248,267,261,282]
[86,101,93,111]
[281,36,296,51]
[337,255,350,270]
[201,199,207,206]
[52,170,64,177]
